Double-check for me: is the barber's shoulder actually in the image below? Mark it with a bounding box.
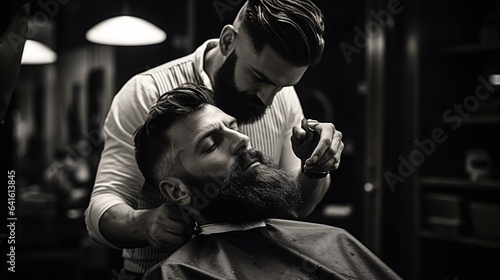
[104,75,159,133]
[116,52,196,98]
[142,52,196,76]
[112,74,158,104]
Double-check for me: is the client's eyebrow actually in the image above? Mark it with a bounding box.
[194,123,221,151]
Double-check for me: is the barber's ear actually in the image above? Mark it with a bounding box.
[159,178,191,206]
[219,25,237,56]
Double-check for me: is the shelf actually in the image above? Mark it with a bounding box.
[461,115,500,125]
[420,230,500,249]
[443,42,500,55]
[421,176,500,191]
[439,115,500,127]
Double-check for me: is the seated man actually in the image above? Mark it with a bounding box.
[133,84,402,280]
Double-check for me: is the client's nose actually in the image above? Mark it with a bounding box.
[228,130,250,154]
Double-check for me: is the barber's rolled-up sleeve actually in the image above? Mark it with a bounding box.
[84,74,159,248]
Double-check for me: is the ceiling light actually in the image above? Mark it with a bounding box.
[85,15,166,46]
[21,40,57,65]
[490,74,500,86]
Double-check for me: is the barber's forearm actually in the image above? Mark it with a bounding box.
[99,203,152,248]
[294,172,331,218]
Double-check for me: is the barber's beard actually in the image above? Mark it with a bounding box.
[213,52,268,124]
[184,149,302,225]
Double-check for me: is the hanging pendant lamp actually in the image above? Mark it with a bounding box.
[21,40,57,65]
[85,1,166,46]
[85,15,166,46]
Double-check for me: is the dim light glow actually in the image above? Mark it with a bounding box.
[85,16,166,46]
[21,40,57,65]
[490,74,500,86]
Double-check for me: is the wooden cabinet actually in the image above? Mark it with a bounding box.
[365,0,500,278]
[388,1,500,279]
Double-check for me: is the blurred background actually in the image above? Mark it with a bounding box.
[1,0,499,279]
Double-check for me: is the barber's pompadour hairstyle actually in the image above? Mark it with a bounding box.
[133,83,215,187]
[242,0,326,66]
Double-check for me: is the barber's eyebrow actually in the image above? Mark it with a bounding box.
[251,68,277,86]
[251,67,298,87]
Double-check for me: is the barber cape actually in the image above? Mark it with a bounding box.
[143,219,402,280]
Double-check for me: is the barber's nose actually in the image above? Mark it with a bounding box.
[256,85,282,106]
[228,130,250,154]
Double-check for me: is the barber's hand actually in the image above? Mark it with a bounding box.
[145,203,194,252]
[291,119,344,173]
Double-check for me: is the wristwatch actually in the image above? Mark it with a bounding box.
[301,166,330,179]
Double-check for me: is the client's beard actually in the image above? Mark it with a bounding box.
[213,52,268,124]
[183,149,302,225]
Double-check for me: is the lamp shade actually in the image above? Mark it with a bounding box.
[85,15,166,46]
[490,74,500,86]
[21,40,57,65]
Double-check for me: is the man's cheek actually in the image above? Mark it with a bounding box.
[203,169,228,183]
[234,67,248,91]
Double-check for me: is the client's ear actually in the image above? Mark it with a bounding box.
[159,178,191,206]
